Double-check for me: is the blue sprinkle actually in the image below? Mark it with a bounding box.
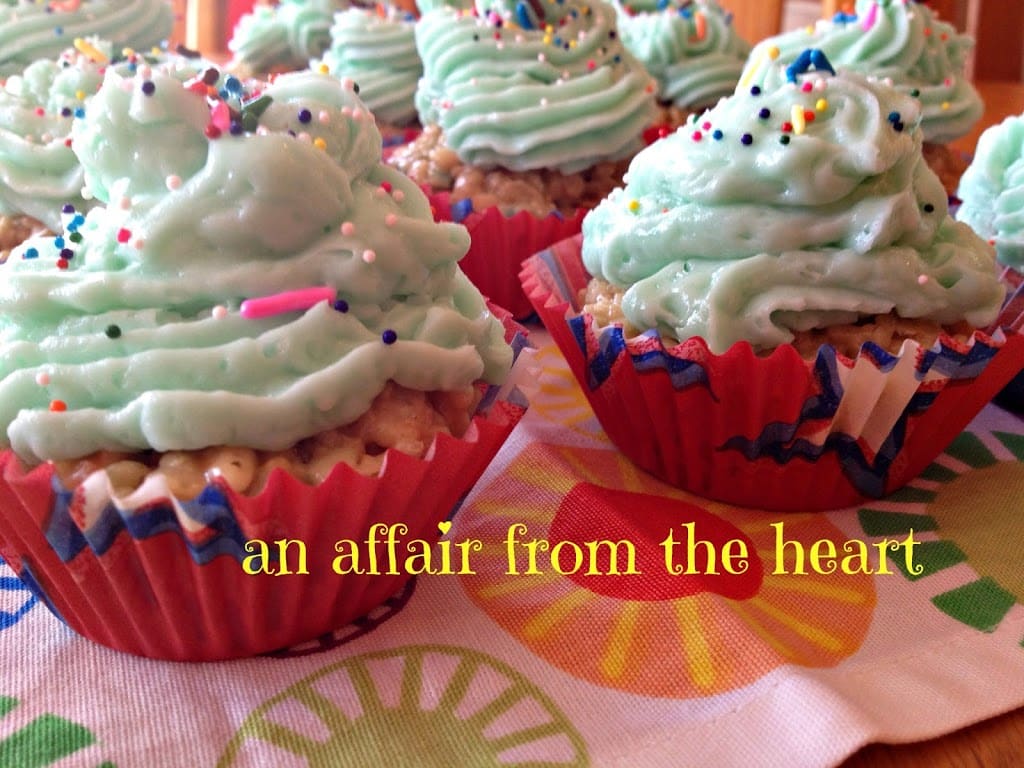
[74,107,84,118]
[452,198,474,223]
[225,76,242,94]
[23,248,38,260]
[54,237,65,248]
[887,111,900,123]
[54,26,63,36]
[515,0,536,30]
[333,299,349,313]
[60,107,71,117]
[72,214,85,227]
[382,329,398,345]
[61,204,75,214]
[712,129,724,140]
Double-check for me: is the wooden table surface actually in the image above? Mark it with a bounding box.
[840,79,1024,768]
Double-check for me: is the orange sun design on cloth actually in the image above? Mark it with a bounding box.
[458,444,877,699]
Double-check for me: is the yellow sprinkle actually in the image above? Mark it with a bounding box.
[317,63,329,74]
[738,49,764,89]
[150,46,161,56]
[942,101,950,110]
[791,103,807,135]
[545,24,553,34]
[804,25,814,34]
[815,98,828,112]
[569,40,577,48]
[543,35,552,45]
[628,199,640,213]
[75,90,85,101]
[122,47,134,58]
[768,46,780,60]
[313,137,327,150]
[73,37,107,63]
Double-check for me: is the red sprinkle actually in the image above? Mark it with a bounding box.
[380,181,392,193]
[781,121,793,132]
[691,130,702,141]
[34,107,45,117]
[205,123,222,139]
[116,228,131,243]
[801,82,813,93]
[587,59,596,70]
[49,400,67,412]
[64,138,72,147]
[804,110,816,122]
[56,258,69,270]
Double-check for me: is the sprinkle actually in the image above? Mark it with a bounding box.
[712,129,723,140]
[740,133,753,146]
[35,372,50,387]
[141,80,155,96]
[205,124,222,139]
[118,196,131,210]
[628,199,640,212]
[792,104,807,135]
[73,36,107,62]
[815,98,828,112]
[341,221,355,236]
[49,400,67,413]
[56,258,69,270]
[240,287,337,319]
[768,46,780,60]
[385,213,398,227]
[333,299,349,313]
[861,1,878,31]
[801,81,813,93]
[60,248,74,260]
[23,248,38,260]
[133,238,145,250]
[924,203,935,213]
[691,130,702,141]
[298,108,312,124]
[758,107,771,120]
[61,204,75,214]
[362,249,377,264]
[116,228,131,243]
[452,197,474,222]
[941,101,950,110]
[166,175,182,191]
[381,329,398,345]
[917,274,929,285]
[313,137,327,150]
[318,110,330,124]
[105,324,122,339]
[779,134,791,145]
[212,305,228,319]
[781,121,793,133]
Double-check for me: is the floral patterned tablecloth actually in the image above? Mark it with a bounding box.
[1,330,1022,768]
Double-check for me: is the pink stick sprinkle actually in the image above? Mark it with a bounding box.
[861,2,879,31]
[240,287,336,319]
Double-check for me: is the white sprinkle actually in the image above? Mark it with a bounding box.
[166,174,182,190]
[538,52,546,62]
[352,108,364,120]
[385,213,398,226]
[212,305,228,319]
[318,110,330,124]
[496,41,504,50]
[35,372,50,387]
[297,131,312,143]
[118,195,131,210]
[81,186,93,200]
[341,77,355,91]
[540,98,548,107]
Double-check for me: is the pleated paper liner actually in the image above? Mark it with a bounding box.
[521,235,1024,512]
[0,317,530,662]
[426,189,586,319]
[994,264,1024,412]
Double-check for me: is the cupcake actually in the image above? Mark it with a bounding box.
[0,65,527,660]
[955,114,1024,409]
[613,0,750,130]
[227,0,348,77]
[739,0,982,193]
[0,0,173,78]
[522,56,1021,511]
[388,0,657,316]
[316,3,423,144]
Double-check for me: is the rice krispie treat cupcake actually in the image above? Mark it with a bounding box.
[522,56,1020,510]
[613,0,749,129]
[389,0,656,315]
[0,0,173,78]
[228,0,348,77]
[0,65,526,660]
[739,0,982,193]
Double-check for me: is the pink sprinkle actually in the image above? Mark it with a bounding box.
[166,175,182,190]
[35,372,50,387]
[861,1,878,31]
[691,131,702,141]
[362,249,377,264]
[341,221,355,236]
[240,286,336,320]
[393,190,405,202]
[212,305,228,319]
[318,110,330,124]
[801,82,813,93]
[385,213,398,226]
[34,107,44,117]
[702,121,711,130]
[116,228,131,243]
[917,274,929,285]
[133,238,145,249]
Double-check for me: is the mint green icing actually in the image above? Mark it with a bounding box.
[739,0,981,144]
[581,69,1004,353]
[613,0,749,109]
[956,115,1024,268]
[319,7,421,127]
[0,68,511,463]
[0,0,172,78]
[229,0,348,74]
[414,0,657,173]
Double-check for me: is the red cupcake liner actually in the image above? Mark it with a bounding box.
[0,316,529,662]
[521,235,1024,511]
[427,189,586,319]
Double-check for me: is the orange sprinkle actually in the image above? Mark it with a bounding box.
[49,400,67,412]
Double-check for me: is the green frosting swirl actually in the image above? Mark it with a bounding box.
[319,7,421,127]
[581,69,1003,353]
[613,0,749,110]
[956,114,1024,268]
[414,0,657,173]
[739,0,981,144]
[0,0,172,78]
[229,0,348,74]
[0,68,511,463]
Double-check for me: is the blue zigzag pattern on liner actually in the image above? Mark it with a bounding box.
[721,339,998,498]
[45,481,252,566]
[0,557,38,631]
